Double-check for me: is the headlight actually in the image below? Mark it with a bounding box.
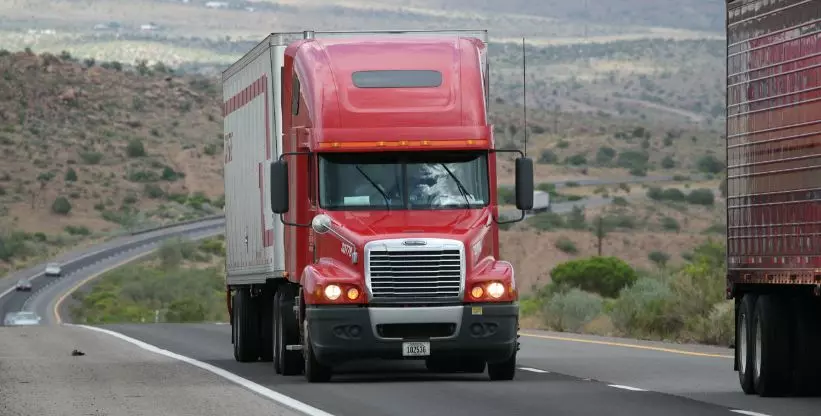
[324,284,342,300]
[487,282,505,298]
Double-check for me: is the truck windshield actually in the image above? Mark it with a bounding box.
[318,151,489,210]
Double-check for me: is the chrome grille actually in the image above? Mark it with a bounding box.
[365,239,464,302]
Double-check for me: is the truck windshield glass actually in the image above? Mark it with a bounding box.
[318,151,489,210]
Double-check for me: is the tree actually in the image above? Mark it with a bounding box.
[51,196,72,215]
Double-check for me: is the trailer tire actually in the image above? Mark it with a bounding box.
[277,291,303,376]
[736,294,756,395]
[752,295,791,397]
[487,351,516,381]
[303,320,332,383]
[791,296,821,395]
[233,288,260,362]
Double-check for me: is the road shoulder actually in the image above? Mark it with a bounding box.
[0,325,302,416]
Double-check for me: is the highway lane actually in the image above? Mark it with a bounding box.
[87,322,817,416]
[0,219,225,323]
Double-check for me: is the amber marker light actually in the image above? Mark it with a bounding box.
[471,285,484,298]
[347,287,360,300]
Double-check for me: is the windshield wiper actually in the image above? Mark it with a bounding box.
[440,163,472,207]
[355,165,390,210]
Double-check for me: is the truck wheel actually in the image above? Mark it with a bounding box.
[303,320,332,382]
[752,295,791,397]
[277,291,303,376]
[233,288,260,362]
[272,294,281,374]
[487,351,516,381]
[791,296,821,395]
[736,294,756,395]
[259,292,274,362]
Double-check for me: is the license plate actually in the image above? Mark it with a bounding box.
[402,341,430,357]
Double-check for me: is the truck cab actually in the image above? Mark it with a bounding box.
[223,30,533,383]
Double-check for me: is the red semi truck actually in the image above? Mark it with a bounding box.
[221,30,533,382]
[726,0,821,397]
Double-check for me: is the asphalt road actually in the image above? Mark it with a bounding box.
[91,323,820,416]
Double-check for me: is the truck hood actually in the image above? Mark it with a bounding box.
[323,208,492,241]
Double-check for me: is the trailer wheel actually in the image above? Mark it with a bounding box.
[736,294,756,395]
[752,295,791,397]
[487,351,516,381]
[233,288,260,362]
[303,320,332,382]
[277,291,303,376]
[791,296,821,395]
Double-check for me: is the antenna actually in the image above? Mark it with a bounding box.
[522,37,528,157]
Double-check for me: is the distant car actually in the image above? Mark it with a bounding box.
[3,311,41,326]
[15,279,32,291]
[44,262,62,277]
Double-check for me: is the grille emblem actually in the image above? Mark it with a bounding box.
[402,240,427,246]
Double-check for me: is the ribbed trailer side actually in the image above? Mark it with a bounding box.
[222,35,287,285]
[726,0,821,398]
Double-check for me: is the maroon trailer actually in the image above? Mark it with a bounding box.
[726,0,821,397]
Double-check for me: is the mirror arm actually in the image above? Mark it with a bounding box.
[280,213,311,228]
[493,209,525,225]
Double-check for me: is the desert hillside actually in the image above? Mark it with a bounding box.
[0,50,224,275]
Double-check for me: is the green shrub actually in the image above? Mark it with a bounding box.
[64,168,78,182]
[542,288,604,332]
[64,225,91,236]
[51,196,72,215]
[126,139,146,158]
[549,256,638,298]
[538,149,558,164]
[661,216,680,232]
[687,188,715,206]
[648,251,670,267]
[610,277,677,338]
[555,236,578,254]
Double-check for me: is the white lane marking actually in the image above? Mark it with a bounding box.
[518,367,549,373]
[607,384,647,392]
[730,411,771,416]
[72,324,335,416]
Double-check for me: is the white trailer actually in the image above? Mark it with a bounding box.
[530,190,550,213]
[222,36,289,286]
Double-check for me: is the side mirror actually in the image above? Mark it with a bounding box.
[270,160,289,214]
[514,157,534,211]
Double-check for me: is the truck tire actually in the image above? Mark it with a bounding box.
[303,319,332,382]
[272,294,281,374]
[277,291,303,376]
[752,295,791,397]
[736,294,756,395]
[791,296,821,395]
[487,351,516,381]
[233,288,260,362]
[259,292,274,362]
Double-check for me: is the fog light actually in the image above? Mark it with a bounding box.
[487,282,505,298]
[347,287,359,300]
[471,285,484,298]
[324,284,341,300]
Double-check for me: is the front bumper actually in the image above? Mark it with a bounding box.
[306,303,518,366]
